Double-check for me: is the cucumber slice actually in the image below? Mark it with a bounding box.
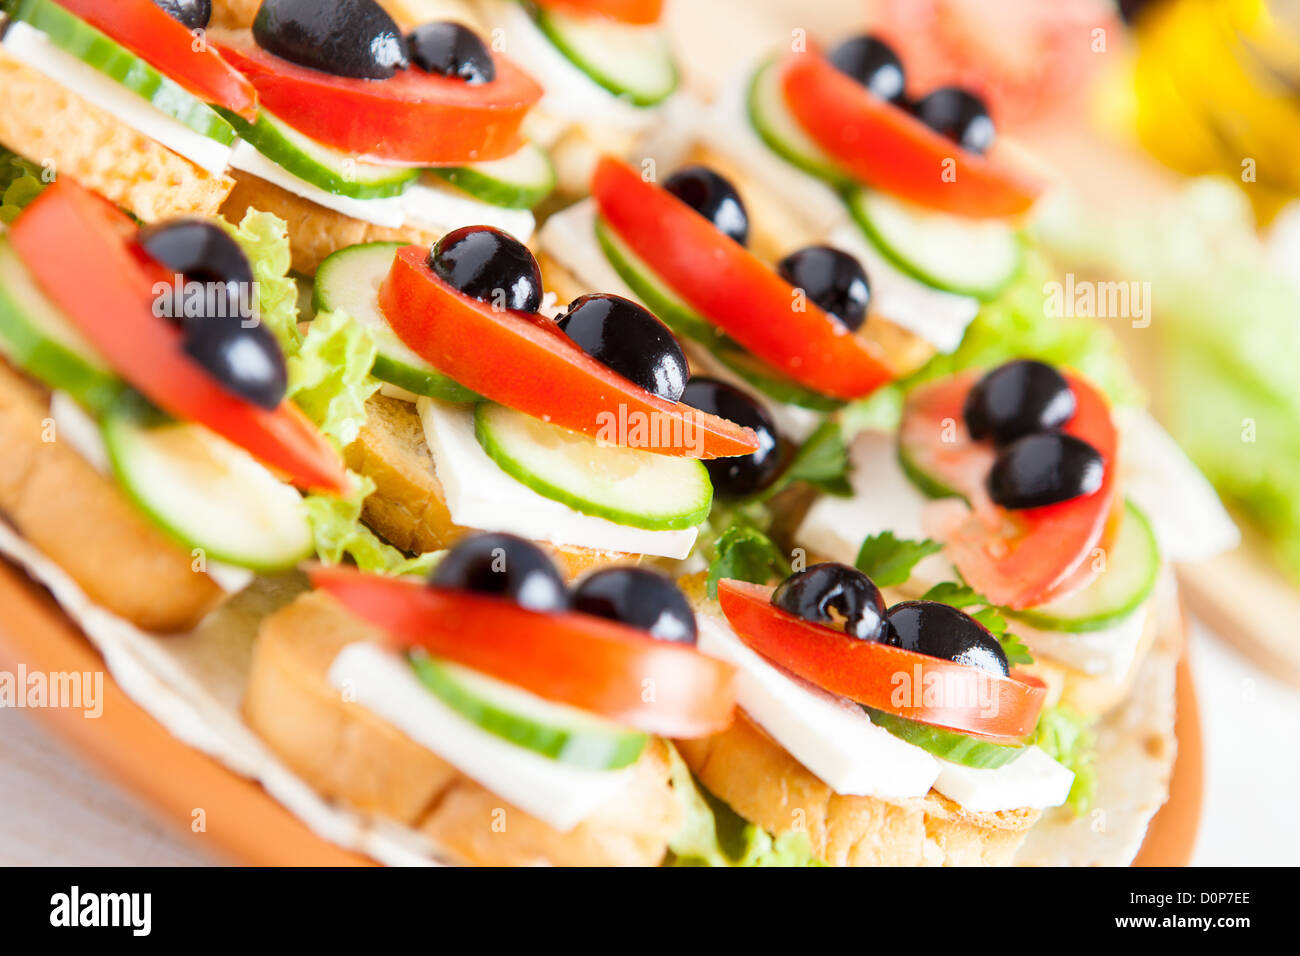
[219,108,418,200]
[896,438,965,501]
[408,651,648,770]
[713,343,844,412]
[846,188,1024,300]
[746,57,851,188]
[0,238,122,413]
[429,142,556,210]
[101,393,313,571]
[474,402,712,530]
[7,0,235,145]
[312,242,480,402]
[594,215,724,347]
[533,5,677,107]
[865,708,1027,769]
[1007,501,1161,633]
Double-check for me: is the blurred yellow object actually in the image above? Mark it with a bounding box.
[1132,0,1300,220]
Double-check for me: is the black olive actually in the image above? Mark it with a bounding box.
[151,0,211,30]
[663,166,749,246]
[911,87,995,154]
[569,567,697,644]
[987,432,1104,510]
[963,360,1076,446]
[428,226,542,313]
[776,245,870,332]
[771,563,886,642]
[253,0,409,80]
[138,219,257,330]
[429,532,567,612]
[827,34,906,104]
[884,601,1008,676]
[679,377,781,497]
[557,294,687,402]
[182,318,287,409]
[407,21,495,84]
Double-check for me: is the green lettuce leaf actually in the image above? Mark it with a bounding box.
[0,150,47,224]
[1031,704,1098,814]
[776,418,852,497]
[664,746,822,867]
[221,208,302,354]
[286,307,380,448]
[305,470,441,576]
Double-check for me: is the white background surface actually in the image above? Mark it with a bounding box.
[1,619,1298,865]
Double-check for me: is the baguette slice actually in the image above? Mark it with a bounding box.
[0,361,223,631]
[0,53,233,221]
[345,393,636,578]
[244,589,684,866]
[676,712,1039,867]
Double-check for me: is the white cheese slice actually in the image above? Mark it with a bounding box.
[1015,601,1151,679]
[478,0,661,133]
[539,200,822,442]
[698,68,850,240]
[2,21,234,175]
[827,223,980,353]
[696,615,940,799]
[796,430,953,586]
[229,145,535,239]
[328,643,635,831]
[417,397,699,558]
[932,745,1074,812]
[1115,405,1239,563]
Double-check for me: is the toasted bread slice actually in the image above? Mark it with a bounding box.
[0,362,223,631]
[218,172,444,275]
[0,54,233,221]
[244,589,683,866]
[345,394,636,578]
[676,712,1039,867]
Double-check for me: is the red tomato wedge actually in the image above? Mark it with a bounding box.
[781,51,1043,219]
[8,179,347,493]
[717,579,1046,740]
[592,157,895,400]
[54,0,256,119]
[378,245,759,459]
[536,0,664,24]
[213,31,541,165]
[901,370,1119,609]
[311,565,737,738]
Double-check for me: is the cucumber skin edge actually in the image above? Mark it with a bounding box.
[473,403,713,532]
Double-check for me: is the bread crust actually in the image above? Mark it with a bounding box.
[243,590,683,866]
[0,54,233,221]
[218,172,444,275]
[676,712,1039,867]
[345,393,636,578]
[0,363,222,631]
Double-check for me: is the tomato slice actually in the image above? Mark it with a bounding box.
[378,245,759,459]
[591,157,895,400]
[8,179,347,493]
[214,32,541,165]
[901,371,1119,609]
[535,0,664,24]
[781,51,1043,219]
[717,579,1046,740]
[53,0,257,119]
[311,565,737,738]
